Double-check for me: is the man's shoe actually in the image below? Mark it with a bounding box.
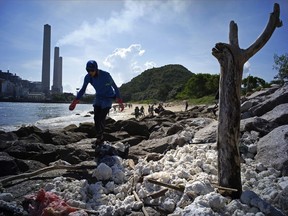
[92,138,104,147]
[95,138,104,145]
[94,144,102,156]
[93,138,104,158]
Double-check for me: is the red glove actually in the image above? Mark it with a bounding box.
[69,99,79,111]
[116,98,124,112]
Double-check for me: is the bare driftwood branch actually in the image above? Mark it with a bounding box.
[74,207,99,215]
[229,21,239,47]
[133,191,149,216]
[144,188,169,199]
[0,164,95,186]
[243,3,282,63]
[147,179,185,192]
[211,183,238,192]
[128,159,136,169]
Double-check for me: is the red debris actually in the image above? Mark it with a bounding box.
[24,188,78,216]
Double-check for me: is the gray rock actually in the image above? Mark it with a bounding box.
[241,190,285,216]
[241,101,253,112]
[275,186,288,215]
[260,103,288,126]
[240,190,258,205]
[0,132,18,142]
[130,134,186,156]
[166,123,184,136]
[0,152,20,177]
[255,125,288,170]
[281,160,288,176]
[246,86,279,100]
[240,117,278,137]
[114,120,150,138]
[249,83,288,116]
[0,193,14,202]
[192,120,217,144]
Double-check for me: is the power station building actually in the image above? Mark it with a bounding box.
[41,24,51,96]
[51,47,63,93]
[41,24,63,95]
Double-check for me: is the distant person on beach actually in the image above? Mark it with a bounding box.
[140,106,145,116]
[155,103,164,114]
[185,101,188,111]
[134,106,140,119]
[69,60,124,146]
[148,104,155,116]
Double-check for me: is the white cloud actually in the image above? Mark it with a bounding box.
[103,44,145,67]
[102,44,154,86]
[244,61,251,77]
[144,61,157,69]
[56,0,190,47]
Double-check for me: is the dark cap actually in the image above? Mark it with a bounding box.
[86,60,98,72]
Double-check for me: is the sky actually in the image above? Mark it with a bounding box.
[0,0,287,94]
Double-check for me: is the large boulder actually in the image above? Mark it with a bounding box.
[49,130,87,145]
[0,152,20,177]
[255,125,288,170]
[114,120,150,138]
[192,120,218,144]
[14,125,43,137]
[260,103,288,126]
[240,117,278,137]
[166,123,184,136]
[240,100,253,113]
[75,122,96,137]
[246,85,279,100]
[249,83,288,116]
[0,152,46,177]
[3,140,63,165]
[130,134,186,157]
[0,132,18,142]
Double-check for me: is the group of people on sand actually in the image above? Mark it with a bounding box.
[133,103,167,119]
[134,106,144,119]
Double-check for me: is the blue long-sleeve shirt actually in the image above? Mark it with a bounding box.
[76,70,121,108]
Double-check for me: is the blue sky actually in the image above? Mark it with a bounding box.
[0,0,287,94]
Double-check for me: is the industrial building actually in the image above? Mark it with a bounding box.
[42,24,63,95]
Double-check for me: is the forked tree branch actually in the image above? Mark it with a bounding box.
[243,3,282,63]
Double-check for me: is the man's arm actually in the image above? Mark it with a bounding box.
[69,75,89,111]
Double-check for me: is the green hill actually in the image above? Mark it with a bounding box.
[119,64,193,102]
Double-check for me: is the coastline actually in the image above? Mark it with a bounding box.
[0,99,71,104]
[0,101,187,132]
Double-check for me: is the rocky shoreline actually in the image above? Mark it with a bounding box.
[0,83,288,216]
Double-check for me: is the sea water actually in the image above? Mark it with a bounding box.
[0,102,95,132]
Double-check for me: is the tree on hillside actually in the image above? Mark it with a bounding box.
[242,75,267,93]
[178,73,219,99]
[273,53,288,84]
[212,3,282,199]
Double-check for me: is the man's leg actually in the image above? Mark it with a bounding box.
[94,106,110,145]
[98,107,110,138]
